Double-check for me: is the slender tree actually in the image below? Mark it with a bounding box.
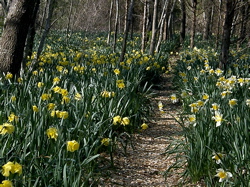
[190,0,197,48]
[141,0,148,52]
[107,0,114,44]
[0,0,38,75]
[180,0,186,44]
[113,0,119,52]
[149,0,158,55]
[220,0,236,70]
[36,0,56,61]
[119,0,134,62]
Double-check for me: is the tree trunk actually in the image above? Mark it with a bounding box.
[220,0,235,70]
[180,0,186,44]
[149,0,158,55]
[119,0,134,62]
[216,0,222,49]
[190,0,197,48]
[23,0,41,69]
[141,0,147,52]
[113,0,119,52]
[36,0,56,61]
[107,0,114,44]
[0,0,38,75]
[155,0,170,52]
[203,0,212,40]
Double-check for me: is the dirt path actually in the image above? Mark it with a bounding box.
[98,74,184,187]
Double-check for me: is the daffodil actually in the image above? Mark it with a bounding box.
[212,111,223,127]
[0,123,15,135]
[47,103,56,110]
[212,153,224,164]
[121,117,130,126]
[229,99,237,108]
[141,123,148,130]
[113,116,121,125]
[211,103,219,111]
[32,105,39,112]
[101,138,111,146]
[170,94,178,103]
[46,127,58,140]
[202,93,209,100]
[5,72,13,79]
[215,168,232,182]
[2,161,22,177]
[37,82,44,88]
[75,93,82,100]
[67,140,80,152]
[0,180,13,187]
[113,69,120,75]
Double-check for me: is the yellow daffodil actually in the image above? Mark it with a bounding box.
[47,103,56,110]
[113,115,122,125]
[5,72,13,79]
[41,93,51,101]
[121,117,130,126]
[67,140,80,152]
[75,93,82,100]
[37,82,44,88]
[113,69,120,75]
[10,96,16,102]
[0,180,13,187]
[101,138,111,146]
[2,161,22,177]
[46,127,58,140]
[32,105,39,112]
[0,123,15,135]
[141,123,148,130]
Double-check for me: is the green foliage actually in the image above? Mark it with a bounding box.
[0,32,170,186]
[165,45,250,186]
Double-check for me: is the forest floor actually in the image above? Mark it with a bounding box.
[98,70,194,187]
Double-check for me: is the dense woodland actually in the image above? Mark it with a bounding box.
[0,0,249,75]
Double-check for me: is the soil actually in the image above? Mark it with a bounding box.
[98,72,194,186]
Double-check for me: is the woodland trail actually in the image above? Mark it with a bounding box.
[98,73,187,187]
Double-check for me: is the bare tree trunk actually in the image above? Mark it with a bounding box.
[180,0,186,44]
[216,0,222,49]
[66,0,73,43]
[124,0,128,33]
[220,0,235,70]
[107,0,114,44]
[203,0,212,40]
[113,0,119,52]
[155,0,170,52]
[167,0,177,40]
[23,0,40,69]
[190,0,197,48]
[238,1,249,48]
[0,0,38,75]
[141,0,148,52]
[36,0,56,60]
[149,0,158,55]
[119,0,134,62]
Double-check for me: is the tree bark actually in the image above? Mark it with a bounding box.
[23,0,41,69]
[119,0,134,62]
[220,0,235,70]
[149,0,158,55]
[36,0,56,61]
[190,0,197,48]
[113,0,119,52]
[107,0,114,44]
[203,0,212,40]
[141,0,148,52]
[0,0,38,75]
[180,0,186,44]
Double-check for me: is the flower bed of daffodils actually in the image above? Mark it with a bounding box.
[166,46,250,186]
[0,32,169,186]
